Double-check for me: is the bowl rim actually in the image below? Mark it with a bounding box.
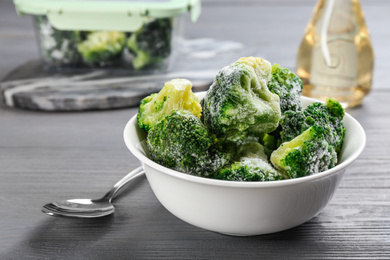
[124,93,366,188]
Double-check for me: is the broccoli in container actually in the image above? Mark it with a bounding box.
[34,16,82,67]
[77,31,126,67]
[15,0,201,72]
[127,18,173,70]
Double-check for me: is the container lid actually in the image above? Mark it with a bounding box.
[14,0,201,31]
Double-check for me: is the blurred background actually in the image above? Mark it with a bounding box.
[1,0,388,87]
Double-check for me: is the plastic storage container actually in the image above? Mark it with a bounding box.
[13,0,201,73]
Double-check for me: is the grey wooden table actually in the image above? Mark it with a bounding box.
[1,0,389,259]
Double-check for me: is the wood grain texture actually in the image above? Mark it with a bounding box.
[1,0,389,259]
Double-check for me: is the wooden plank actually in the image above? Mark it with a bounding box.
[1,0,390,259]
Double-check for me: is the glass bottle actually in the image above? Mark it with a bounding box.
[296,0,374,108]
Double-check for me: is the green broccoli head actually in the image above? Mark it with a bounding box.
[214,143,287,181]
[270,125,338,178]
[201,57,281,141]
[147,110,232,176]
[267,64,303,113]
[277,98,345,152]
[77,31,126,67]
[137,78,202,132]
[127,18,173,70]
[303,99,346,153]
[323,98,345,118]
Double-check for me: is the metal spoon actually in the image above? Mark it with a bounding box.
[42,166,145,218]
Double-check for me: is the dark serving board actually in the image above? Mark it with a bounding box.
[0,39,260,111]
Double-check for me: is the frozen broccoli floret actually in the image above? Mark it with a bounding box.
[303,99,346,153]
[147,110,232,177]
[267,64,303,113]
[265,64,304,144]
[279,110,307,142]
[214,143,287,181]
[323,98,345,118]
[137,78,202,132]
[35,16,82,66]
[271,125,338,178]
[127,18,173,70]
[77,31,126,67]
[201,57,281,142]
[278,98,345,151]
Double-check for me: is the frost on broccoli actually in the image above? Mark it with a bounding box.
[201,57,281,142]
[214,143,287,181]
[266,64,304,144]
[35,16,81,66]
[147,110,232,176]
[127,18,173,70]
[278,98,345,150]
[270,125,338,178]
[267,64,303,114]
[303,99,346,153]
[77,31,126,67]
[137,78,202,132]
[279,110,306,143]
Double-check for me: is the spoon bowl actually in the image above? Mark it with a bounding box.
[42,167,144,218]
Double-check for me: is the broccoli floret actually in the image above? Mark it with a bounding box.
[267,64,303,113]
[277,98,345,151]
[201,57,281,142]
[324,98,345,118]
[127,18,173,70]
[214,143,287,181]
[147,110,232,176]
[270,125,338,178]
[35,16,82,66]
[265,64,304,144]
[77,31,126,67]
[303,99,346,153]
[137,78,202,132]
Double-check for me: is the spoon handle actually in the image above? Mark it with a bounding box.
[102,166,145,202]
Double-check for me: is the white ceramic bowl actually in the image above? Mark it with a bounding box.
[123,92,366,236]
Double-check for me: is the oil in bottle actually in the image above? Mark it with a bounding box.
[296,0,374,108]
